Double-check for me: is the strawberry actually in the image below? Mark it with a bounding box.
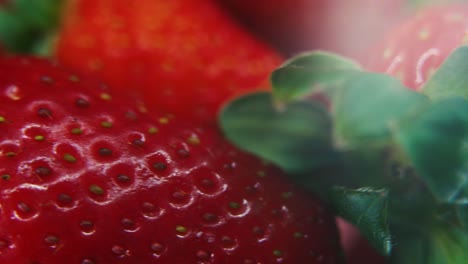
[51,0,283,124]
[219,0,403,58]
[366,3,468,90]
[0,56,341,263]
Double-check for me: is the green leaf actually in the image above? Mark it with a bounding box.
[423,46,468,100]
[390,221,468,264]
[333,73,428,148]
[395,98,468,203]
[0,9,30,52]
[284,150,387,200]
[271,51,362,102]
[388,230,429,264]
[435,203,468,230]
[0,0,63,54]
[220,92,338,173]
[429,222,468,264]
[458,204,468,230]
[329,186,391,256]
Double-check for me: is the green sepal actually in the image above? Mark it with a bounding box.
[395,97,468,203]
[423,46,468,100]
[436,204,468,230]
[430,224,468,264]
[220,48,468,263]
[457,204,468,229]
[220,92,338,173]
[329,186,391,256]
[287,148,391,200]
[390,222,468,264]
[271,51,362,102]
[388,230,428,264]
[0,0,63,54]
[332,73,429,149]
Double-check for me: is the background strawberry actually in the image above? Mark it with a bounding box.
[49,0,283,124]
[219,0,404,59]
[0,56,342,263]
[366,3,468,90]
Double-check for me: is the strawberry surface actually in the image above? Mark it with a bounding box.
[54,0,283,124]
[366,3,468,90]
[0,56,341,263]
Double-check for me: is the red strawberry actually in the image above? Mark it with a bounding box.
[0,56,341,263]
[53,0,283,124]
[219,0,403,58]
[366,3,468,90]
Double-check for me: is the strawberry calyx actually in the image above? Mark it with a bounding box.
[220,47,468,263]
[0,0,62,54]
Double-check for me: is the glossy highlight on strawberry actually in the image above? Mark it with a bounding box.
[0,56,341,263]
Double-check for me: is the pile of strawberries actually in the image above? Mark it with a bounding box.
[1,0,468,263]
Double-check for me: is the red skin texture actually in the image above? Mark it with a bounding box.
[0,56,341,263]
[55,0,283,124]
[366,4,468,90]
[219,0,404,59]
